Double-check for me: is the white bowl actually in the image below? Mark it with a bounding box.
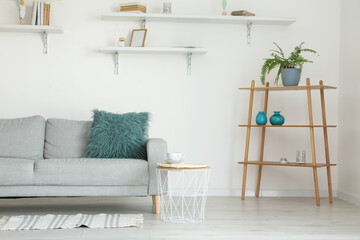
[167,152,184,161]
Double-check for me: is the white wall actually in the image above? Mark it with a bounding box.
[0,0,340,196]
[338,0,360,204]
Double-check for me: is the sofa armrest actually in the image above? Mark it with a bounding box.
[147,138,167,195]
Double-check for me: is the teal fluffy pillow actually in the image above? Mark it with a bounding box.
[85,110,149,159]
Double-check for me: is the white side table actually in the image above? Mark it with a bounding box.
[156,163,210,223]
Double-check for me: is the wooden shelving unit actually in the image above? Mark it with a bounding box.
[0,24,64,55]
[237,78,336,206]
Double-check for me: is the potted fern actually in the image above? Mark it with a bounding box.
[260,42,317,86]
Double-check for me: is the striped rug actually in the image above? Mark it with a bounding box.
[0,214,143,231]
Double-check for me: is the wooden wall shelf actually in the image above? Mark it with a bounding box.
[238,79,336,206]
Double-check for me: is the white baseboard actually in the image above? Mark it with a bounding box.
[337,191,360,205]
[208,188,337,198]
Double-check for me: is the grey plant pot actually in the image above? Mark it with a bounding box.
[281,68,301,86]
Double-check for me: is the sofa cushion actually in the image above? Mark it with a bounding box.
[85,110,149,160]
[0,158,35,185]
[0,115,46,160]
[33,158,148,186]
[45,119,92,159]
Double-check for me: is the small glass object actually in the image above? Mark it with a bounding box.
[222,0,227,16]
[296,150,306,164]
[118,37,125,47]
[163,2,172,14]
[280,158,288,164]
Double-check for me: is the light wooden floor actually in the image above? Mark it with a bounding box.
[0,196,359,239]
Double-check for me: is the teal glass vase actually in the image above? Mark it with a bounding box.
[270,111,285,125]
[256,111,267,125]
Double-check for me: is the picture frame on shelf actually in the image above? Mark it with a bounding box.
[129,29,147,47]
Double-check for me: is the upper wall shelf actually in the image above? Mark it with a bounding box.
[101,12,295,25]
[101,13,296,45]
[0,24,64,55]
[99,47,208,75]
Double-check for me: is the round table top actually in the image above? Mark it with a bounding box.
[156,162,210,170]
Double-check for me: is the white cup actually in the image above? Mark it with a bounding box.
[167,152,184,161]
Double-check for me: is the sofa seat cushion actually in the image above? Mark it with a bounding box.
[33,158,148,186]
[45,119,92,159]
[0,158,35,185]
[0,115,46,160]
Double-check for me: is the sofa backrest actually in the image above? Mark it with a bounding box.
[44,118,92,159]
[0,115,46,160]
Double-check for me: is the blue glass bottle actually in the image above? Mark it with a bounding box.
[270,111,285,125]
[256,111,267,125]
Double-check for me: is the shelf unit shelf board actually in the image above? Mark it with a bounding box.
[99,47,208,54]
[101,12,296,25]
[237,161,336,168]
[238,85,337,91]
[237,125,337,128]
[0,24,64,33]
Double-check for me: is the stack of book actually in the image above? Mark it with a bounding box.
[231,10,255,16]
[120,2,147,13]
[31,1,51,25]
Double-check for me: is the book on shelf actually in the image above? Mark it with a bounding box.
[120,5,147,13]
[36,2,41,25]
[31,1,37,25]
[31,1,51,26]
[40,2,44,25]
[120,6,147,10]
[121,10,146,13]
[120,1,147,13]
[120,2,147,7]
[47,3,51,25]
[231,10,255,16]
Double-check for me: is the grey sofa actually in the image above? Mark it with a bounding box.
[0,115,167,212]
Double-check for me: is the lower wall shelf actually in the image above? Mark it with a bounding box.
[99,47,208,75]
[238,161,336,168]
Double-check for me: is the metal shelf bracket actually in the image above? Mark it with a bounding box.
[114,52,119,75]
[187,52,192,76]
[247,22,253,45]
[43,31,48,55]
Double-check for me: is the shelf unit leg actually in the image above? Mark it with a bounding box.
[187,52,192,76]
[114,52,119,75]
[306,78,320,206]
[256,82,269,197]
[43,31,48,55]
[242,80,255,200]
[319,80,333,203]
[247,22,253,45]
